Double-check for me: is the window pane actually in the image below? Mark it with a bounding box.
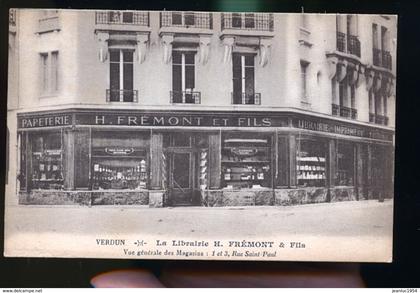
[185,65,195,89]
[122,12,133,23]
[173,133,191,147]
[172,64,182,93]
[110,50,120,62]
[336,143,354,186]
[123,50,133,63]
[172,12,182,25]
[184,52,195,65]
[297,140,327,187]
[244,54,254,66]
[123,63,133,102]
[232,54,242,102]
[245,66,255,100]
[173,153,190,188]
[244,13,255,28]
[51,52,58,92]
[31,132,63,190]
[110,63,120,90]
[232,13,242,28]
[184,12,195,26]
[172,51,182,64]
[40,54,48,93]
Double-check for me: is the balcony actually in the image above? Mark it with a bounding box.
[332,103,340,116]
[232,92,261,105]
[332,104,357,120]
[382,51,392,70]
[369,113,375,123]
[336,32,346,53]
[350,108,358,119]
[347,35,361,57]
[374,114,389,126]
[340,106,351,118]
[170,91,201,104]
[221,13,273,32]
[96,11,149,26]
[106,89,138,103]
[160,12,212,29]
[9,9,16,26]
[373,48,382,67]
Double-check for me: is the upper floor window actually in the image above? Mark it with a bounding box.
[300,61,309,102]
[232,53,260,105]
[372,24,392,70]
[171,50,200,104]
[40,51,59,96]
[108,49,137,102]
[336,15,360,57]
[332,68,357,119]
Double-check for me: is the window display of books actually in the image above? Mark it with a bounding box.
[31,149,63,189]
[296,156,326,187]
[221,137,271,189]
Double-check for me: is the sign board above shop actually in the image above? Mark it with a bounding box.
[17,110,394,142]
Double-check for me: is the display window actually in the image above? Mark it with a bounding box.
[336,142,355,186]
[91,131,149,190]
[30,132,64,190]
[221,132,272,189]
[296,139,327,187]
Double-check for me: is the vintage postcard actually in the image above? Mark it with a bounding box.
[4,9,396,262]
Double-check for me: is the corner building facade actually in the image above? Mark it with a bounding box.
[7,10,396,207]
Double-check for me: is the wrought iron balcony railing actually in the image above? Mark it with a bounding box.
[336,32,346,53]
[170,91,201,104]
[221,13,273,32]
[340,106,351,118]
[106,89,138,103]
[160,12,212,29]
[375,114,385,125]
[232,92,261,105]
[350,108,358,119]
[332,103,340,116]
[382,50,392,70]
[96,11,149,26]
[332,104,357,119]
[9,9,16,26]
[347,35,361,57]
[373,48,382,67]
[369,113,375,123]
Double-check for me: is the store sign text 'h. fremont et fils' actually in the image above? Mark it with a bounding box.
[17,111,393,141]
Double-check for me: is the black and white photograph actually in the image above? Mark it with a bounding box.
[4,9,396,262]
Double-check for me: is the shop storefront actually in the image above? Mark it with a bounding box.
[16,109,394,207]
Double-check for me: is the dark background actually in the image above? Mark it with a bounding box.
[0,0,419,288]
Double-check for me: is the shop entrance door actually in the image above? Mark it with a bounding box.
[169,151,198,206]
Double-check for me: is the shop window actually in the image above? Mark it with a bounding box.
[232,53,259,105]
[336,143,355,186]
[171,50,199,104]
[31,132,64,190]
[40,51,59,96]
[296,139,327,187]
[91,132,149,190]
[109,49,135,102]
[221,133,272,189]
